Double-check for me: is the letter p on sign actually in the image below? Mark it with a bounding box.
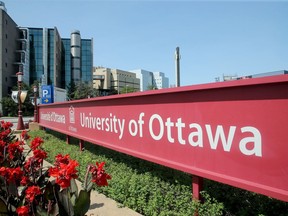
[43,89,49,97]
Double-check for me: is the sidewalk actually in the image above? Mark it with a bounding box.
[82,182,142,216]
[16,132,142,216]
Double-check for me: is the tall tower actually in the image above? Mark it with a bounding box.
[175,47,180,87]
[71,30,81,83]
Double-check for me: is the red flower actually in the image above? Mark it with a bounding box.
[24,156,43,176]
[63,160,79,178]
[33,149,47,163]
[49,158,79,189]
[24,157,37,173]
[16,205,30,216]
[0,166,7,176]
[7,141,24,160]
[3,167,24,183]
[20,176,30,186]
[30,137,44,150]
[25,185,41,203]
[1,121,13,130]
[54,154,70,166]
[0,129,11,140]
[21,130,30,140]
[0,140,6,148]
[89,162,111,187]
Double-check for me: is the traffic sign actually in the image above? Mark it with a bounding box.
[41,85,53,104]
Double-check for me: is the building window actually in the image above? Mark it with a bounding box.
[5,48,7,53]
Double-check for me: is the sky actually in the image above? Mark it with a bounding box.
[4,0,288,86]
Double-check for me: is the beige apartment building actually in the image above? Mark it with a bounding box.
[93,67,140,95]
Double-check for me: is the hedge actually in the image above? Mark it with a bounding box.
[27,129,288,216]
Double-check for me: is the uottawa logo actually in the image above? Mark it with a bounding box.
[69,106,75,124]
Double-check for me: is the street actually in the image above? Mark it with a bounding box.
[0,116,34,130]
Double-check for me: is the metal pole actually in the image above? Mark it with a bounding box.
[66,135,70,144]
[192,175,203,216]
[33,85,38,122]
[175,47,180,87]
[192,175,203,201]
[79,139,84,151]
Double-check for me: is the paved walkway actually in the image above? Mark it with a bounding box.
[85,184,142,216]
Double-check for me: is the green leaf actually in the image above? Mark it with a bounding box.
[37,169,50,188]
[43,181,55,200]
[57,188,74,216]
[7,182,18,196]
[86,180,93,192]
[56,199,70,216]
[36,205,49,216]
[74,190,91,216]
[70,178,78,197]
[0,197,8,215]
[70,193,77,208]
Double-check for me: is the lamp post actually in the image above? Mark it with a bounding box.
[16,72,24,130]
[33,85,38,122]
[16,72,27,130]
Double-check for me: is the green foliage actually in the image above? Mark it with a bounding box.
[0,96,18,116]
[74,190,91,216]
[120,85,135,94]
[0,82,35,117]
[204,179,288,216]
[66,81,77,101]
[28,130,222,215]
[147,84,158,90]
[67,81,97,100]
[197,191,224,216]
[28,130,288,216]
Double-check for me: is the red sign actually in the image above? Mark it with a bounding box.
[38,75,288,202]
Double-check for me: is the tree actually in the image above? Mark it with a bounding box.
[120,85,135,94]
[66,81,76,101]
[147,84,158,90]
[0,97,17,116]
[0,82,34,117]
[67,82,97,100]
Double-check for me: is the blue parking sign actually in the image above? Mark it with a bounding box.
[41,85,54,104]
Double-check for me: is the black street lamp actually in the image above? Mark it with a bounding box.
[16,72,27,130]
[33,85,38,122]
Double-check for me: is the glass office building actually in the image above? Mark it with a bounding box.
[26,27,62,86]
[81,39,93,84]
[17,27,93,89]
[61,35,93,88]
[61,38,72,88]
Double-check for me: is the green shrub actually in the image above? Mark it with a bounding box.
[28,130,288,216]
